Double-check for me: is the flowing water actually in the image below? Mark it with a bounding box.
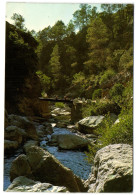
[4,119,91,191]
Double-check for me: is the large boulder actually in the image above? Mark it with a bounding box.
[50,133,91,150]
[6,176,69,192]
[86,144,133,192]
[10,154,32,181]
[9,146,87,192]
[78,116,104,134]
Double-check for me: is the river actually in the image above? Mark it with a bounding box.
[4,117,91,191]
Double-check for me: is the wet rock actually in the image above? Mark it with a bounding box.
[6,176,69,192]
[50,134,91,150]
[36,123,53,138]
[26,146,86,192]
[10,154,32,182]
[4,140,19,153]
[10,146,86,192]
[87,144,133,192]
[78,116,104,134]
[5,126,26,144]
[23,140,39,153]
[8,114,38,141]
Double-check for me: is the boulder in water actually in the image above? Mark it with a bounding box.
[78,116,104,134]
[10,146,87,192]
[50,133,91,150]
[10,154,32,182]
[6,176,69,192]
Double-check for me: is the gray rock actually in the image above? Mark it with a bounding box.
[23,140,39,153]
[8,114,38,140]
[9,146,86,192]
[5,125,26,144]
[50,133,91,150]
[10,154,32,182]
[78,116,104,134]
[87,144,133,192]
[6,176,69,192]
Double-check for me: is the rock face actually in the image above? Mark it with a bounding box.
[10,146,87,192]
[50,133,91,150]
[6,176,69,192]
[86,144,133,192]
[78,116,104,134]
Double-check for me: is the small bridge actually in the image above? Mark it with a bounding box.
[39,97,73,104]
[39,97,83,122]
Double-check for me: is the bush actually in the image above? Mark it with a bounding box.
[110,83,124,97]
[99,69,116,86]
[55,102,65,108]
[92,89,102,100]
[86,109,133,163]
[82,100,120,117]
[109,83,124,105]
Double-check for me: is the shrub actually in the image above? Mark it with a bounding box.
[109,83,124,105]
[92,89,102,100]
[86,109,133,163]
[82,100,120,117]
[55,102,65,108]
[99,69,116,86]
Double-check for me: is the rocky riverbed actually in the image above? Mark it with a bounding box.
[4,107,92,191]
[4,106,133,192]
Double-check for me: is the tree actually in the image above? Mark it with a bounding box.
[50,20,66,41]
[66,20,75,36]
[11,13,25,30]
[84,17,109,74]
[49,44,61,85]
[73,4,92,30]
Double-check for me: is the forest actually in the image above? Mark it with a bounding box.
[4,4,133,192]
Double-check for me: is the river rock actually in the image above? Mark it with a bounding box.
[23,140,39,153]
[50,134,91,150]
[5,125,26,144]
[4,140,19,153]
[10,146,86,192]
[10,154,32,182]
[26,146,86,192]
[6,176,69,192]
[78,116,104,134]
[8,114,38,140]
[86,144,133,192]
[36,123,53,138]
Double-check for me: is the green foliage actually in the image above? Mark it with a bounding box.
[86,109,133,163]
[82,100,120,117]
[97,109,133,146]
[119,47,133,73]
[72,72,85,84]
[36,70,50,93]
[109,83,124,104]
[99,69,116,86]
[92,89,102,100]
[11,13,25,30]
[55,102,65,108]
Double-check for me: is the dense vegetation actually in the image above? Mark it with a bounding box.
[5,4,133,157]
